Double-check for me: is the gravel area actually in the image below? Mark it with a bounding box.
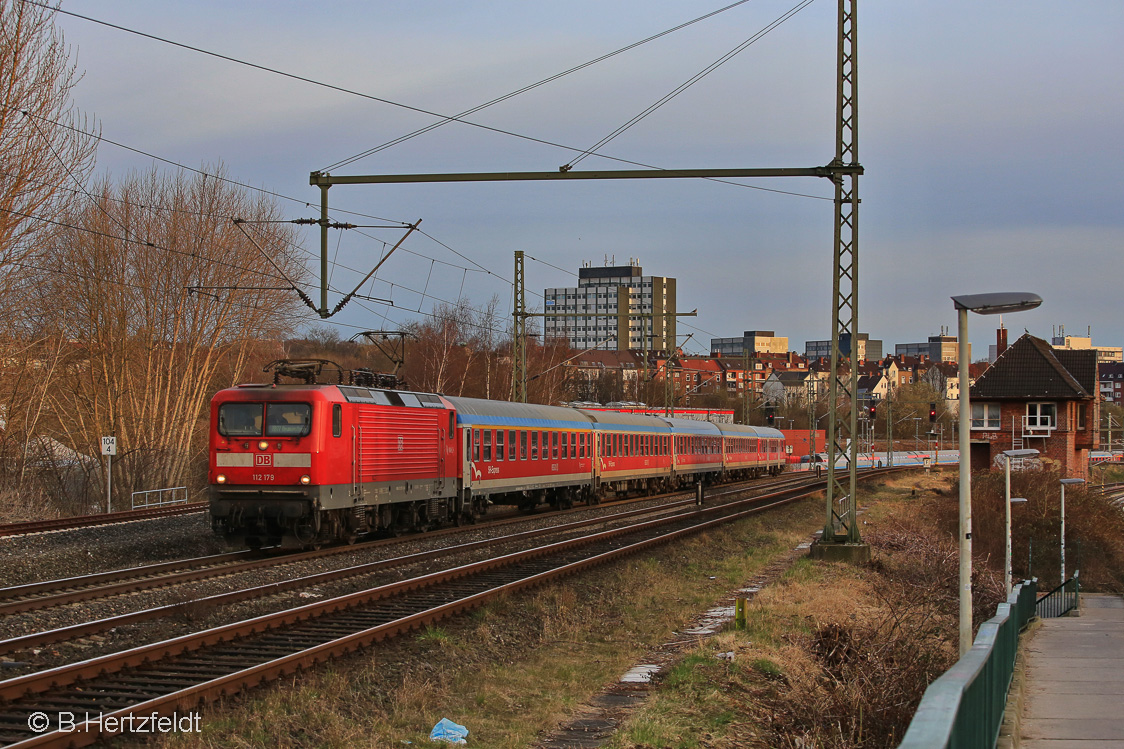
[0,512,225,586]
[0,478,800,678]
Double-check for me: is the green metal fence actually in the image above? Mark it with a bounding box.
[1036,572,1079,618]
[898,580,1038,749]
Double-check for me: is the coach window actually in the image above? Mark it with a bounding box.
[508,430,517,461]
[531,431,539,460]
[332,404,342,438]
[542,430,549,459]
[495,430,504,461]
[483,430,492,461]
[561,432,568,459]
[552,431,559,459]
[473,429,481,462]
[520,430,528,460]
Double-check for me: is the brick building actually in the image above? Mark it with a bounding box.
[969,333,1098,478]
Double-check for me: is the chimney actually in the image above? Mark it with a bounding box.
[996,326,1008,357]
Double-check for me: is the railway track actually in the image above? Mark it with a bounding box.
[0,503,207,539]
[0,469,897,747]
[0,473,819,657]
[0,472,810,618]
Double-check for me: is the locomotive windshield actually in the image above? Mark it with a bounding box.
[219,403,262,436]
[218,402,311,437]
[266,403,312,437]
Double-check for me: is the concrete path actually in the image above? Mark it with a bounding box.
[1020,594,1124,748]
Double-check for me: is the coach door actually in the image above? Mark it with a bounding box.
[592,431,602,490]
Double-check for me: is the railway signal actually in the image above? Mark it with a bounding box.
[869,404,877,420]
[930,403,937,422]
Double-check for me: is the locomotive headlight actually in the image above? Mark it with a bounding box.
[216,474,227,484]
[300,474,311,485]
[258,440,269,451]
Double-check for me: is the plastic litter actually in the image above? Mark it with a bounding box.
[429,718,468,745]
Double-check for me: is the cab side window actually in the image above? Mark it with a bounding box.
[332,404,342,438]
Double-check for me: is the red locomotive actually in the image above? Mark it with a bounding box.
[208,360,786,547]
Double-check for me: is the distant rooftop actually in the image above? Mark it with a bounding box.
[578,265,642,280]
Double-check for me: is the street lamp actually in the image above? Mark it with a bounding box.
[1002,448,1038,594]
[951,291,1042,656]
[1059,477,1085,584]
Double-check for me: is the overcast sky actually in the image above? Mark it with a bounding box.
[52,0,1124,357]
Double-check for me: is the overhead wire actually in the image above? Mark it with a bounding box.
[23,2,835,344]
[565,0,818,170]
[0,204,292,283]
[320,0,758,172]
[36,5,830,201]
[3,110,517,296]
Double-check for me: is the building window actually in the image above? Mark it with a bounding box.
[971,403,1000,430]
[1076,403,1087,430]
[1026,402,1057,429]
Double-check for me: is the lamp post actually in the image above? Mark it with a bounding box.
[1002,448,1038,594]
[951,291,1042,656]
[1059,477,1085,584]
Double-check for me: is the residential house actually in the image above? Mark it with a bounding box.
[969,333,1098,478]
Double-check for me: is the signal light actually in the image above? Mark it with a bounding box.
[929,403,937,423]
[869,404,877,419]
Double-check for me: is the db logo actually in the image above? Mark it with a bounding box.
[254,454,272,467]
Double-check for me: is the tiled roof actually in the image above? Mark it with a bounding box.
[774,371,812,384]
[971,333,1093,400]
[1054,349,1097,393]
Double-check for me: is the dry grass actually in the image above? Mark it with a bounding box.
[607,472,989,749]
[0,485,62,524]
[150,498,825,748]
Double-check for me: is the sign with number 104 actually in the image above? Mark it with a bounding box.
[101,436,117,456]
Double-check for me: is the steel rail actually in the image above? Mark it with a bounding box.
[0,471,810,616]
[0,474,825,655]
[0,503,207,538]
[0,550,260,605]
[0,476,855,746]
[0,470,912,742]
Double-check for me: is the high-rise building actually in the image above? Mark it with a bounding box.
[544,261,676,352]
[805,333,882,362]
[895,335,962,363]
[1050,327,1123,363]
[710,330,789,357]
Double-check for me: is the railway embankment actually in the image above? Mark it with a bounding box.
[9,468,1122,747]
[98,471,961,748]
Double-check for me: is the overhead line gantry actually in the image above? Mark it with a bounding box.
[308,0,863,559]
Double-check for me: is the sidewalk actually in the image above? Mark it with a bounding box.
[1019,593,1124,748]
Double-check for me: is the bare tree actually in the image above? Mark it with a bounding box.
[28,166,308,507]
[0,0,97,310]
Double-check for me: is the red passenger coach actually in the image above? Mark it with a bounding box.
[717,422,786,478]
[445,396,596,511]
[588,411,674,496]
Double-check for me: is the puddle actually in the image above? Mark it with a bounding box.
[620,664,661,683]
